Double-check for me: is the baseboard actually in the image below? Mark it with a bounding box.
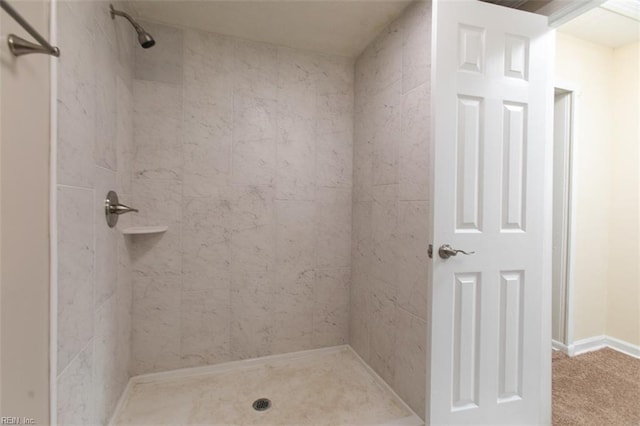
[552,339,569,354]
[570,335,640,359]
[604,336,640,359]
[571,335,607,356]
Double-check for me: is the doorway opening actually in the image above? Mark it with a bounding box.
[551,87,575,351]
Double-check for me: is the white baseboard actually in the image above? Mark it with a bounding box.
[569,335,640,359]
[571,335,607,356]
[552,339,569,354]
[604,336,640,359]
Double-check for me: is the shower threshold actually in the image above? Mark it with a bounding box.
[110,345,423,425]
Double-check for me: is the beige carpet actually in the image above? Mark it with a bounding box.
[553,348,640,425]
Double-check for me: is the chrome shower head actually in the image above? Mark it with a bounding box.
[138,31,155,49]
[109,4,155,49]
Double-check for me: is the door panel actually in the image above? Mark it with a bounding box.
[431,1,552,424]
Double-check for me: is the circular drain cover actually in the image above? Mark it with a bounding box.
[252,398,271,411]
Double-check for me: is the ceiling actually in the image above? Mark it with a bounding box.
[559,1,640,48]
[131,0,413,57]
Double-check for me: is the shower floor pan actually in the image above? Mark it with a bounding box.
[111,345,423,425]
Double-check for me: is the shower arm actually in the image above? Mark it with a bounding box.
[109,5,145,34]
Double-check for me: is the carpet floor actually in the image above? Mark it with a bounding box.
[553,348,640,425]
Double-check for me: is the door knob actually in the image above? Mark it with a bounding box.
[438,244,475,259]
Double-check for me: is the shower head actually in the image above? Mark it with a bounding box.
[137,31,156,49]
[109,4,155,49]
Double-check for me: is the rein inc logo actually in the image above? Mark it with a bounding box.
[0,418,35,425]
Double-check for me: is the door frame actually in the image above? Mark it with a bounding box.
[552,82,580,355]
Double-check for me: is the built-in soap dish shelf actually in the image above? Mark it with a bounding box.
[121,226,168,235]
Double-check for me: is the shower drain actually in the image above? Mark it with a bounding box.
[252,398,271,412]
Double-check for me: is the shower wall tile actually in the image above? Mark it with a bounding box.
[233,96,279,142]
[135,21,184,84]
[116,236,133,389]
[349,266,370,361]
[269,281,315,354]
[316,131,353,189]
[113,4,135,85]
[355,19,402,100]
[57,186,95,372]
[180,288,232,367]
[400,84,431,201]
[315,187,352,268]
[131,27,353,374]
[351,2,432,419]
[402,1,432,94]
[393,308,427,418]
[133,80,183,181]
[368,284,398,385]
[352,112,374,202]
[275,50,318,201]
[131,180,183,278]
[57,2,96,188]
[275,200,316,277]
[275,132,316,201]
[182,196,232,292]
[183,100,232,195]
[95,32,118,171]
[184,30,234,100]
[396,201,430,320]
[230,285,278,359]
[233,39,278,100]
[132,272,182,374]
[56,1,136,423]
[117,76,134,195]
[232,137,277,186]
[93,296,119,424]
[317,55,354,96]
[316,92,354,135]
[371,81,402,187]
[56,343,94,426]
[95,167,118,308]
[312,267,350,347]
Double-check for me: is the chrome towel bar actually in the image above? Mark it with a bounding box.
[0,0,60,57]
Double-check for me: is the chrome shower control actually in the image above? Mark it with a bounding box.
[105,190,138,228]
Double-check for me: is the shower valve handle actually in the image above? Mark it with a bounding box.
[105,190,138,228]
[108,203,139,215]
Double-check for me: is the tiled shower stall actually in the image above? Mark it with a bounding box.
[55,0,432,423]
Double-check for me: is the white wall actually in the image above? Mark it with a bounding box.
[607,42,639,346]
[555,33,640,346]
[0,0,51,422]
[556,32,612,341]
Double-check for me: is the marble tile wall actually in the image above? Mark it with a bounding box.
[350,0,432,419]
[130,22,354,375]
[56,1,135,424]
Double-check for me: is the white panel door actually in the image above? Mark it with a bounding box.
[430,1,553,424]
